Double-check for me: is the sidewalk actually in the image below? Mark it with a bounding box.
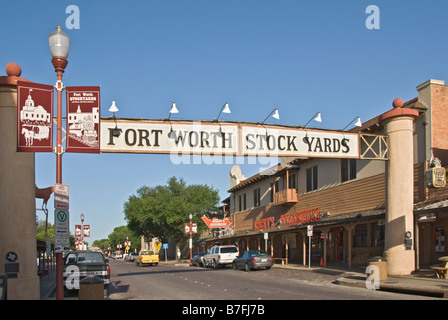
[40,271,56,300]
[273,262,448,299]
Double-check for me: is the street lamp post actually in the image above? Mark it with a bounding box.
[189,214,193,264]
[81,213,85,250]
[49,25,70,301]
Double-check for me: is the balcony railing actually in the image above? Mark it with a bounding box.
[273,188,298,205]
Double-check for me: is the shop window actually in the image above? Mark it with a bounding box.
[253,188,261,207]
[370,223,384,247]
[354,224,367,247]
[341,159,357,182]
[306,166,318,192]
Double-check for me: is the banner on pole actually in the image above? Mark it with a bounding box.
[17,81,54,152]
[66,86,101,153]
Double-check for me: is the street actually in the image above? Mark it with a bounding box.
[106,259,434,301]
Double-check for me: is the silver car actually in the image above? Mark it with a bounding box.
[232,250,274,271]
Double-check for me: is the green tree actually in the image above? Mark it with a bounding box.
[124,177,220,243]
[108,226,140,252]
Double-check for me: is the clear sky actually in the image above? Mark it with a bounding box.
[2,0,448,244]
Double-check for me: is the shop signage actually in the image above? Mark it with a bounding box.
[17,81,54,152]
[254,208,320,230]
[254,217,275,231]
[66,86,101,153]
[279,208,320,227]
[201,215,231,228]
[101,119,360,159]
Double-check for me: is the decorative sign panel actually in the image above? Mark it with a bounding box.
[17,81,54,152]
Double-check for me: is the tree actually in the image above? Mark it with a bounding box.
[107,226,140,252]
[124,177,220,243]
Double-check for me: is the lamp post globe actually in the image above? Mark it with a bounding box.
[48,25,70,73]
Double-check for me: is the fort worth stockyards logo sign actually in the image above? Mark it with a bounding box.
[17,81,54,152]
[66,86,101,153]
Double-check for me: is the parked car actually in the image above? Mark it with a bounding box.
[191,252,207,267]
[232,250,274,271]
[62,250,111,296]
[136,250,159,266]
[203,245,239,268]
[128,252,138,262]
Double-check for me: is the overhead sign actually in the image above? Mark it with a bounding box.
[201,215,231,229]
[17,81,54,152]
[101,119,360,159]
[66,86,101,153]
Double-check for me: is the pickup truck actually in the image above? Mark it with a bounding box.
[136,250,159,266]
[203,245,239,268]
[63,250,110,296]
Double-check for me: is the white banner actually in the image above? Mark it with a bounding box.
[100,119,359,159]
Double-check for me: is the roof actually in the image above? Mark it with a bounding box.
[228,163,286,192]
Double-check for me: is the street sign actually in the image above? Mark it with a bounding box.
[201,215,231,228]
[154,242,161,252]
[54,184,69,210]
[54,209,69,235]
[54,236,70,253]
[307,225,313,237]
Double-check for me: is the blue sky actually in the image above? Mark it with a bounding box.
[2,0,448,244]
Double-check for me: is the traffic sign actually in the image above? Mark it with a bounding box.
[54,209,69,235]
[54,183,69,210]
[307,225,313,237]
[154,242,161,251]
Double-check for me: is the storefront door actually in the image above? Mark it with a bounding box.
[335,228,344,262]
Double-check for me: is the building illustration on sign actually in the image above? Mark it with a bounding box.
[67,105,99,148]
[19,89,51,146]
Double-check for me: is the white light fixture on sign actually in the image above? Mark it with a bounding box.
[259,108,280,124]
[214,102,231,122]
[302,112,322,128]
[341,116,362,131]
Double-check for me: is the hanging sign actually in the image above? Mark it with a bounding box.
[83,225,90,237]
[17,81,54,152]
[201,215,231,228]
[66,86,101,153]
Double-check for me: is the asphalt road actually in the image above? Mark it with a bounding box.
[106,259,434,301]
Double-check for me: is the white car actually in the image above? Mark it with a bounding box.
[203,245,239,268]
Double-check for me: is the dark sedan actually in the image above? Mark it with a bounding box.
[191,252,207,267]
[232,250,274,271]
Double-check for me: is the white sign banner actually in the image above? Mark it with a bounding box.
[101,119,359,159]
